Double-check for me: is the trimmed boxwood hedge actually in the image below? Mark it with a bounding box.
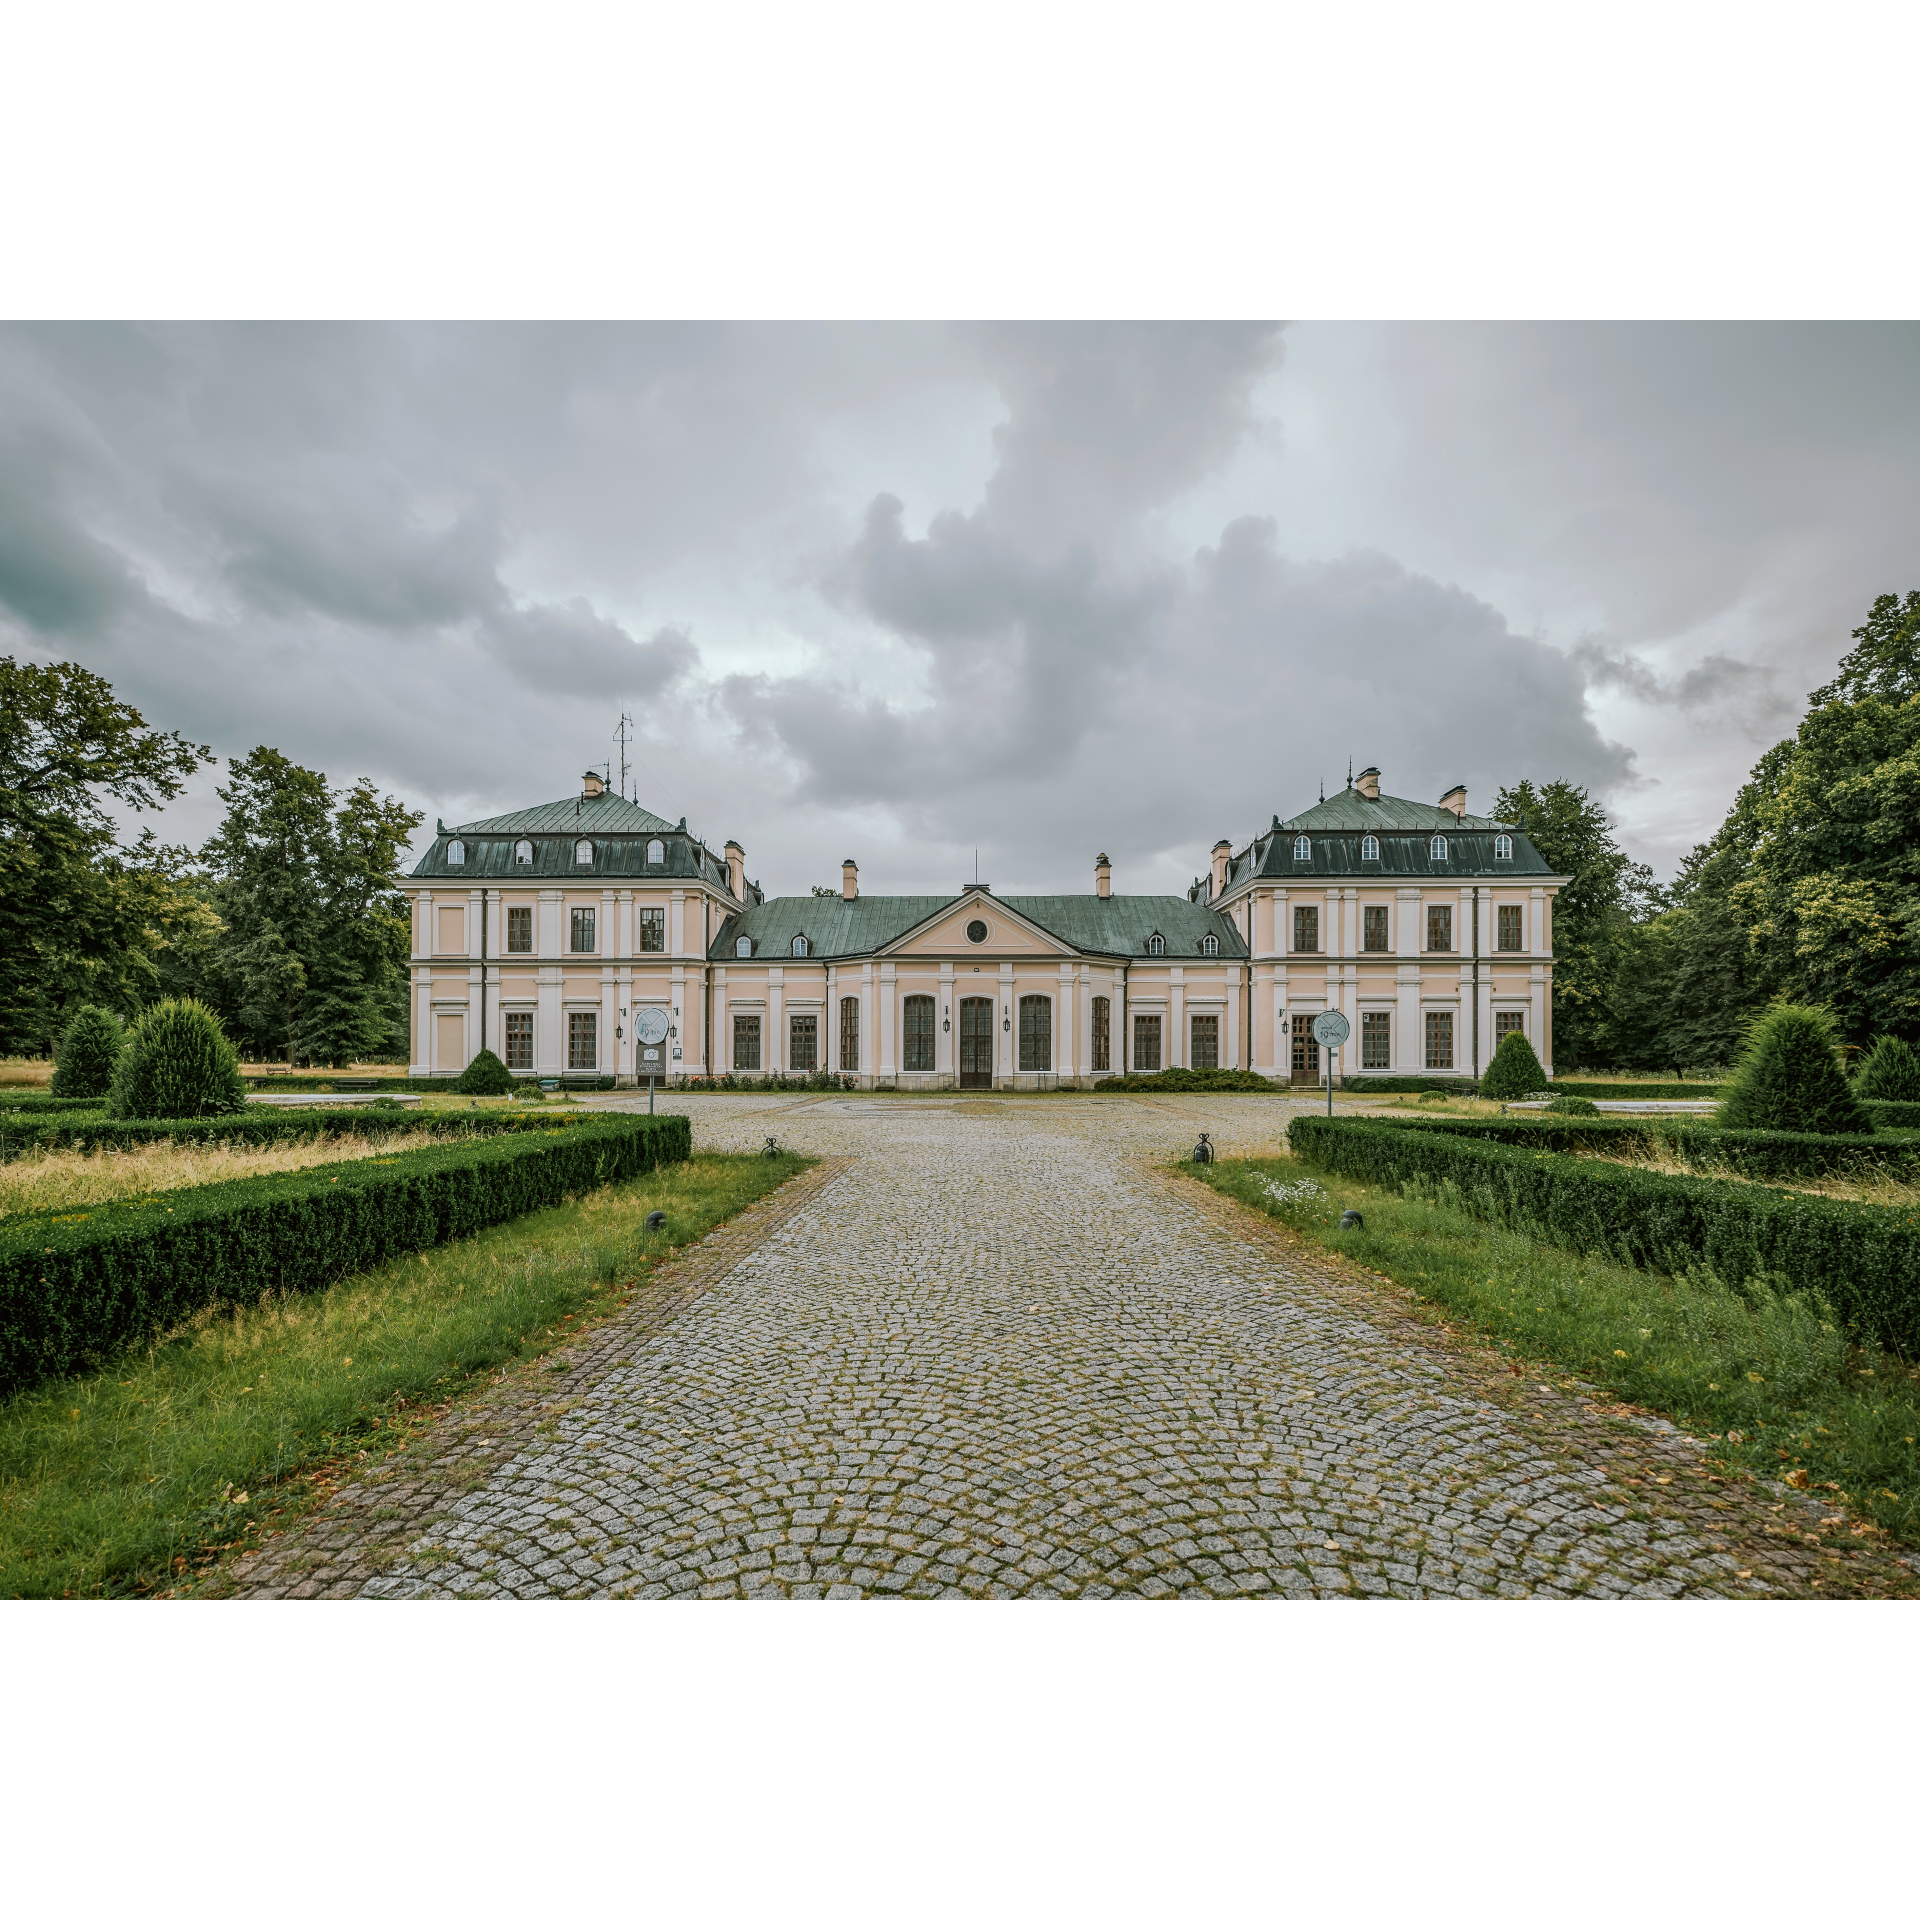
[1341,1076,1480,1094]
[1287,1115,1920,1353]
[0,1095,110,1115]
[1547,1081,1726,1099]
[1096,1067,1279,1093]
[242,1073,620,1093]
[1863,1099,1920,1129]
[1384,1112,1920,1179]
[0,1114,691,1396]
[0,1105,608,1161]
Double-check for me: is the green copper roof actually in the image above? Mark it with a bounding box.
[1278,788,1506,831]
[711,889,1246,962]
[451,792,680,836]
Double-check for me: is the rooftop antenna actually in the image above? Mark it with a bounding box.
[614,712,634,802]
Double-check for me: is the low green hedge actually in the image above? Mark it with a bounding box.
[243,1073,620,1093]
[1386,1112,1920,1179]
[1287,1115,1920,1353]
[1096,1068,1279,1093]
[0,1106,606,1161]
[1863,1099,1920,1129]
[1341,1076,1480,1094]
[0,1115,690,1396]
[1549,1081,1726,1099]
[0,1095,110,1115]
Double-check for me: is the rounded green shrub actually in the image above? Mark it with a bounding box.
[1719,1002,1871,1136]
[1853,1033,1920,1103]
[454,1047,516,1096]
[1481,1028,1549,1099]
[1543,1095,1599,1116]
[49,1004,125,1097]
[108,998,248,1119]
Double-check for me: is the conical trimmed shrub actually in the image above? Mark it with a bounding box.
[455,1047,516,1096]
[1719,1002,1871,1135]
[49,1004,124,1097]
[108,998,249,1119]
[1853,1033,1920,1103]
[1481,1028,1549,1099]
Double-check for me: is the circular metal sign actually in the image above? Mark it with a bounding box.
[634,1006,671,1046]
[1311,1009,1351,1049]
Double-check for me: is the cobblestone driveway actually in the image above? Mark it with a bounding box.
[327,1095,1788,1600]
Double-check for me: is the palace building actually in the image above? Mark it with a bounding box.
[406,766,1566,1087]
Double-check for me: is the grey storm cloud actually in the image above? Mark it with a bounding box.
[0,319,1914,889]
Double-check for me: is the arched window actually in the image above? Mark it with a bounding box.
[1293,835,1311,860]
[446,840,465,866]
[1494,833,1513,860]
[647,838,664,865]
[1361,834,1379,860]
[904,994,936,1072]
[1200,933,1219,956]
[514,839,534,866]
[1146,933,1165,955]
[1430,834,1449,860]
[1018,994,1052,1072]
[575,838,594,865]
[791,933,810,957]
[735,934,752,959]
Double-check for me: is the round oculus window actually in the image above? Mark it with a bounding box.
[966,918,989,943]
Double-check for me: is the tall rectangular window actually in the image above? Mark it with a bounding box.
[1293,905,1319,952]
[1361,1010,1391,1069]
[790,1012,818,1071]
[504,1010,533,1071]
[1426,904,1452,951]
[570,907,596,953]
[1425,1009,1454,1069]
[1018,996,1052,1071]
[733,1014,761,1071]
[903,994,936,1071]
[1497,904,1524,951]
[1190,1013,1219,1070]
[638,907,665,952]
[1363,905,1390,952]
[506,906,533,953]
[1495,1010,1525,1043]
[1092,996,1110,1072]
[568,1010,598,1070]
[839,996,860,1072]
[1133,1013,1161,1072]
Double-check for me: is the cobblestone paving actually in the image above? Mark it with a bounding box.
[338,1094,1798,1600]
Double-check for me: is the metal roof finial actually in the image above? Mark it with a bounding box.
[1346,757,1353,789]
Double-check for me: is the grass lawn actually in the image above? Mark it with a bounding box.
[0,1148,807,1597]
[1183,1154,1920,1552]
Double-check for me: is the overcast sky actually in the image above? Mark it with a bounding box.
[3,321,1914,898]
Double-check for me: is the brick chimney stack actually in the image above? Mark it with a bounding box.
[724,839,745,900]
[582,769,605,798]
[1355,766,1380,800]
[842,859,858,901]
[1094,853,1111,899]
[1438,785,1467,819]
[1211,840,1232,897]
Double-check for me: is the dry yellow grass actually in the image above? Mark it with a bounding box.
[0,1131,430,1216]
[0,1061,53,1090]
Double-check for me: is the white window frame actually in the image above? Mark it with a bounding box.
[574,838,594,866]
[791,934,810,957]
[1145,933,1165,956]
[1293,835,1311,860]
[1361,834,1378,860]
[514,839,534,866]
[1494,833,1513,860]
[1199,933,1218,956]
[1430,834,1449,859]
[570,906,596,954]
[446,840,465,866]
[735,934,752,959]
[647,838,665,864]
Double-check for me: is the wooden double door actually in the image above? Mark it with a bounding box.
[959,996,995,1088]
[1290,1013,1321,1085]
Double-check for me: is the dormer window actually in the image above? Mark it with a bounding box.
[1200,933,1219,956]
[514,839,534,866]
[574,838,593,865]
[1430,834,1449,860]
[1146,933,1165,955]
[1361,835,1379,860]
[1494,833,1513,860]
[791,934,810,957]
[647,838,665,865]
[735,935,752,959]
[446,840,465,866]
[1293,836,1311,860]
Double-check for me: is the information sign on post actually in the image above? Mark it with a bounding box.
[1311,1009,1351,1117]
[634,1006,671,1113]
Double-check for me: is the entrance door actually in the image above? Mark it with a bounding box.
[959,997,995,1087]
[1290,1014,1320,1085]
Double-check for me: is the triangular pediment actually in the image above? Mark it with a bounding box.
[879,889,1079,961]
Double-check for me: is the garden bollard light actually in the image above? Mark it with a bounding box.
[645,1210,666,1231]
[1192,1133,1214,1163]
[1339,1209,1364,1230]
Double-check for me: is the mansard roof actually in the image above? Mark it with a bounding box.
[1278,789,1507,832]
[712,889,1246,963]
[408,790,739,891]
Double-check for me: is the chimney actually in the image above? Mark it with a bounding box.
[1211,839,1232,897]
[1355,766,1381,801]
[1438,784,1467,819]
[842,858,858,901]
[724,839,745,900]
[1092,853,1112,898]
[582,769,605,798]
